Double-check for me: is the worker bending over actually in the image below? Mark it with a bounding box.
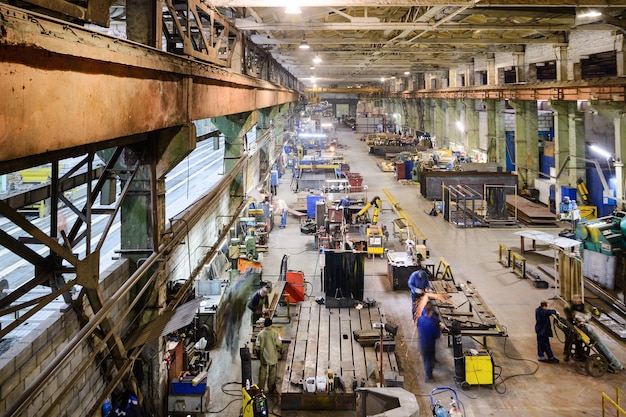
[408,268,431,321]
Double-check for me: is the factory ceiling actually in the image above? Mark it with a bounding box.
[6,0,626,89]
[220,0,626,88]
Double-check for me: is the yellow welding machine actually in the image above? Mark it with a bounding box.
[464,350,494,385]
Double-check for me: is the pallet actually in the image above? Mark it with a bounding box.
[280,301,399,410]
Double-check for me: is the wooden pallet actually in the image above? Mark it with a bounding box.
[280,300,399,410]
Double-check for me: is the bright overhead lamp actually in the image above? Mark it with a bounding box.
[299,40,310,49]
[313,56,322,64]
[404,71,410,75]
[285,6,302,14]
[590,144,612,159]
[578,9,601,18]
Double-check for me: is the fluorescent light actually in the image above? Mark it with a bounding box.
[404,71,410,75]
[578,10,601,18]
[299,41,310,49]
[285,6,302,14]
[590,144,612,159]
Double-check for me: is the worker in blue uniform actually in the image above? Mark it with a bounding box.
[408,268,431,321]
[534,300,559,363]
[417,302,442,381]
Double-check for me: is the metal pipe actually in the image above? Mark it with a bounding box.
[2,251,161,417]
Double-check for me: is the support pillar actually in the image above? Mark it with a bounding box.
[213,111,258,200]
[448,100,462,148]
[514,51,526,83]
[510,100,539,189]
[589,102,626,209]
[434,99,446,147]
[550,101,586,203]
[464,99,480,159]
[616,34,625,77]
[484,100,506,165]
[487,54,496,86]
[554,45,569,81]
[423,98,433,135]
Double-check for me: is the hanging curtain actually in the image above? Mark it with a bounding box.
[323,251,365,301]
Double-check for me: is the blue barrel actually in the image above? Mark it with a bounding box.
[405,160,414,180]
[307,195,324,217]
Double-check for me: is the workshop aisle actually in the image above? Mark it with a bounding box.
[205,125,626,417]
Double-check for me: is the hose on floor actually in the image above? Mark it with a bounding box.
[493,325,540,394]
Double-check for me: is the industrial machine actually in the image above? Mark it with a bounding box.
[575,212,626,256]
[354,196,382,225]
[366,226,385,258]
[462,350,494,387]
[240,345,269,417]
[242,385,269,417]
[553,314,624,376]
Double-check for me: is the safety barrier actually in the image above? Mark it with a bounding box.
[601,387,626,417]
[511,252,526,279]
[498,243,511,267]
[435,258,455,282]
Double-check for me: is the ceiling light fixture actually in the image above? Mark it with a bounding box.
[313,56,322,64]
[578,9,601,18]
[285,6,302,14]
[299,40,310,49]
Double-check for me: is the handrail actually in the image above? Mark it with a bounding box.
[601,387,626,417]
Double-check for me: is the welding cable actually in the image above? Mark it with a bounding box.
[493,326,540,394]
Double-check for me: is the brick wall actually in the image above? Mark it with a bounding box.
[0,259,130,417]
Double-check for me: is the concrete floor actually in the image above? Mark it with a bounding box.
[202,126,626,417]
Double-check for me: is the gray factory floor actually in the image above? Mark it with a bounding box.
[202,126,626,417]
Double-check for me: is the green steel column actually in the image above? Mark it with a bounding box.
[510,100,539,188]
[484,100,505,164]
[465,99,480,157]
[550,101,585,196]
[423,98,433,134]
[213,111,258,200]
[434,99,446,148]
[447,100,462,149]
[120,147,156,262]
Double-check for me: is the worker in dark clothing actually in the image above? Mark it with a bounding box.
[417,302,442,381]
[247,285,269,326]
[339,196,351,223]
[408,269,430,321]
[534,300,559,363]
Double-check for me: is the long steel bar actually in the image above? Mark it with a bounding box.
[0,3,298,167]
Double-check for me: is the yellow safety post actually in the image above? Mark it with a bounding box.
[511,252,526,279]
[498,243,511,267]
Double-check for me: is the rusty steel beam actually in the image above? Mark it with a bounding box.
[0,3,299,166]
[392,79,626,102]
